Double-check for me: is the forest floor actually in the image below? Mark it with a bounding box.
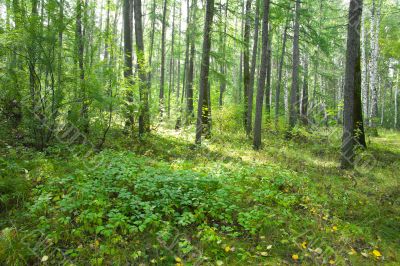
[1,122,399,265]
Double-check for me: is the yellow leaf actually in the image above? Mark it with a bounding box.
[329,260,335,265]
[372,250,382,257]
[301,241,307,249]
[292,254,299,260]
[267,245,272,250]
[175,257,182,263]
[260,252,268,257]
[41,255,49,262]
[332,226,338,231]
[224,246,231,252]
[348,248,357,255]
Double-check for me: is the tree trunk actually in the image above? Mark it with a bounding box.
[76,0,89,135]
[288,0,300,131]
[219,0,229,107]
[186,0,198,120]
[368,0,381,132]
[168,0,176,118]
[275,20,288,124]
[123,0,134,130]
[147,0,156,89]
[159,0,168,117]
[341,0,364,169]
[246,0,260,134]
[243,0,252,131]
[195,0,214,144]
[133,0,150,135]
[301,54,309,125]
[265,27,272,118]
[253,0,270,150]
[395,71,399,129]
[361,7,369,121]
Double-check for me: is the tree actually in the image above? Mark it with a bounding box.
[288,0,300,131]
[159,0,168,117]
[301,55,309,125]
[195,0,215,144]
[275,19,289,124]
[253,0,271,150]
[186,0,198,120]
[246,0,260,135]
[123,0,134,131]
[243,0,252,132]
[341,0,364,169]
[133,0,150,135]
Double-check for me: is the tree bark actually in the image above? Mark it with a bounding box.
[265,27,272,118]
[133,0,150,135]
[341,0,364,169]
[288,0,300,131]
[219,0,229,107]
[246,0,260,134]
[186,0,198,120]
[274,20,288,124]
[195,0,214,144]
[253,0,270,149]
[301,54,309,125]
[159,0,168,117]
[243,0,252,131]
[123,0,134,130]
[395,71,399,129]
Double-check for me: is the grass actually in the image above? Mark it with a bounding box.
[0,121,399,265]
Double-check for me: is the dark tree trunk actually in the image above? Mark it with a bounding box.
[246,0,260,135]
[243,0,252,131]
[341,0,364,169]
[195,0,215,144]
[133,0,150,135]
[253,0,271,149]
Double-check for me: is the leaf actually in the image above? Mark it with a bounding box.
[267,245,272,250]
[361,252,369,258]
[175,257,182,263]
[372,250,382,257]
[329,259,335,265]
[41,255,49,262]
[260,252,268,257]
[224,246,231,252]
[216,260,224,266]
[314,248,323,254]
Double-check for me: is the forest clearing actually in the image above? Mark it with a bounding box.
[0,0,399,265]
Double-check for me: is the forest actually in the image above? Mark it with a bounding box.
[0,0,399,264]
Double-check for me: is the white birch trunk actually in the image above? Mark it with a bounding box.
[395,71,399,129]
[368,0,381,127]
[361,7,369,120]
